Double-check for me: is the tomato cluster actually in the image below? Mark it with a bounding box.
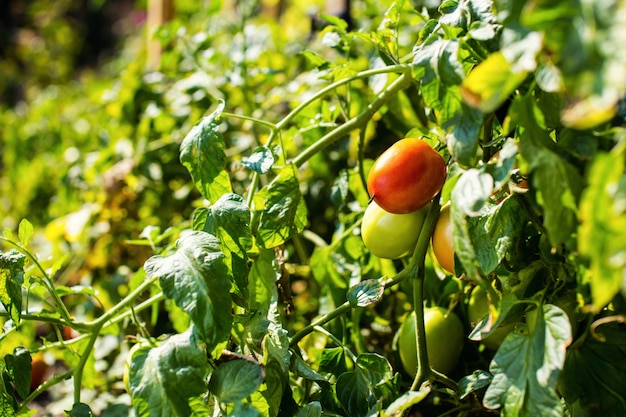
[361,138,446,260]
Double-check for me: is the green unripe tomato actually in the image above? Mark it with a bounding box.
[468,286,514,350]
[397,307,464,376]
[361,201,427,259]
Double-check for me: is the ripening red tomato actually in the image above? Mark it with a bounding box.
[30,352,49,392]
[367,138,446,214]
[432,205,455,274]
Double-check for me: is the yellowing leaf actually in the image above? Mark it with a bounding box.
[462,52,528,113]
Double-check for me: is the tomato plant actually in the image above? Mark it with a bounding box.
[0,0,625,416]
[361,200,427,259]
[367,138,447,214]
[397,307,464,376]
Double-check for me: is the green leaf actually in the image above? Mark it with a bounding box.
[578,148,626,311]
[384,387,431,415]
[458,370,493,400]
[462,51,528,113]
[452,195,524,276]
[193,193,253,307]
[318,347,347,376]
[483,304,572,416]
[413,39,464,93]
[0,250,25,324]
[559,314,626,417]
[248,249,280,318]
[347,279,384,308]
[335,353,397,417]
[291,354,328,386]
[209,359,264,403]
[64,403,94,417]
[299,50,330,71]
[226,402,263,417]
[4,347,32,399]
[485,139,518,190]
[260,359,286,417]
[144,231,232,350]
[242,146,275,174]
[443,97,484,168]
[452,169,493,215]
[297,401,322,417]
[129,329,210,417]
[413,37,483,166]
[330,170,350,210]
[511,95,583,248]
[180,100,232,204]
[254,164,308,249]
[17,219,33,248]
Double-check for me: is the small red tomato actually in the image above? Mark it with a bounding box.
[367,138,446,214]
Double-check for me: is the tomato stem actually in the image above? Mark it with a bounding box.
[292,70,413,168]
[407,197,442,391]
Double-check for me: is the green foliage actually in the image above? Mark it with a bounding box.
[0,0,625,416]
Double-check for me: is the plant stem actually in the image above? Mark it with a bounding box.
[71,275,160,403]
[406,198,441,391]
[289,301,351,347]
[221,111,278,131]
[410,265,430,391]
[18,369,73,413]
[292,71,413,168]
[275,64,412,132]
[0,237,73,322]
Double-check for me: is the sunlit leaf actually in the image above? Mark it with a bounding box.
[254,164,308,249]
[17,219,33,248]
[452,195,523,276]
[459,370,493,400]
[452,169,493,215]
[180,100,232,204]
[0,250,25,324]
[578,148,626,311]
[484,304,572,416]
[347,279,384,308]
[242,146,275,174]
[144,231,232,350]
[462,51,528,113]
[384,387,431,415]
[193,193,252,307]
[128,330,210,417]
[209,359,264,403]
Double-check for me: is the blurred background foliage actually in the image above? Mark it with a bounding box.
[0,0,417,340]
[0,0,329,283]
